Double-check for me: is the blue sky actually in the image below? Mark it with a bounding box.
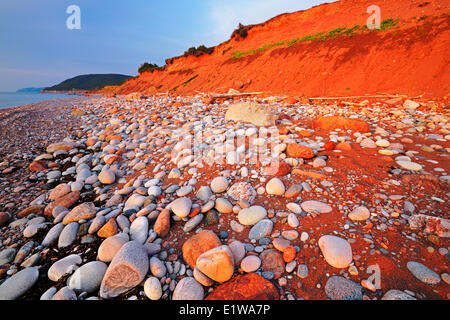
[0,0,331,91]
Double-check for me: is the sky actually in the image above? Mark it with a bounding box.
[0,0,332,91]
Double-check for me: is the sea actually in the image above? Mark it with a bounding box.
[0,91,82,109]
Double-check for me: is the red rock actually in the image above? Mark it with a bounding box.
[335,142,352,151]
[154,209,171,238]
[297,129,312,138]
[260,249,285,279]
[281,97,298,105]
[196,245,234,283]
[323,141,336,151]
[312,116,370,133]
[188,207,201,218]
[97,218,119,238]
[182,230,222,269]
[44,191,80,216]
[206,273,279,300]
[286,143,314,159]
[86,137,98,147]
[283,246,296,263]
[17,205,44,218]
[263,161,291,177]
[0,212,9,226]
[49,183,71,201]
[29,160,47,172]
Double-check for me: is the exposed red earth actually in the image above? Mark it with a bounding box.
[102,0,450,99]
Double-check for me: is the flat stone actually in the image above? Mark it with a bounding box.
[150,257,167,278]
[325,276,363,300]
[241,256,261,273]
[63,202,96,225]
[249,219,273,240]
[48,254,82,281]
[260,249,285,279]
[285,184,302,198]
[210,176,229,193]
[154,209,171,238]
[68,261,108,293]
[58,222,79,249]
[381,289,416,300]
[99,241,149,299]
[348,206,371,221]
[0,267,39,300]
[406,261,441,285]
[215,198,233,214]
[98,169,116,184]
[97,235,128,263]
[173,277,204,300]
[130,216,149,244]
[0,248,16,266]
[228,240,246,266]
[397,160,423,171]
[49,183,71,201]
[301,200,332,214]
[227,182,257,204]
[318,235,353,268]
[238,206,267,226]
[183,214,204,233]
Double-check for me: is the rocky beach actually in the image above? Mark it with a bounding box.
[0,94,448,301]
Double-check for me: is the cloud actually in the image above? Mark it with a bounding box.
[207,0,330,43]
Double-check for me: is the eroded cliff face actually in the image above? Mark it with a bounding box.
[103,0,450,98]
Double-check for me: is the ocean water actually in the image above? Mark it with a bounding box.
[0,92,81,109]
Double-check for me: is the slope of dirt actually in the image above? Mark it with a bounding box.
[104,0,450,98]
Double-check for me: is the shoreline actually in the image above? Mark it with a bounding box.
[0,94,448,301]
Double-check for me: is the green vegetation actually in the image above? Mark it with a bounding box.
[184,45,214,57]
[231,18,401,60]
[232,23,249,39]
[44,74,131,91]
[138,63,164,74]
[380,18,400,31]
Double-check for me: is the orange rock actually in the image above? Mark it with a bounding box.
[335,142,352,151]
[188,207,201,218]
[154,209,171,238]
[312,116,370,133]
[86,138,98,147]
[263,161,291,177]
[196,245,234,283]
[205,273,279,300]
[182,230,222,269]
[17,205,44,218]
[105,155,122,165]
[323,141,336,151]
[297,129,312,138]
[97,218,119,238]
[281,97,298,105]
[44,191,80,216]
[292,169,326,180]
[286,143,314,159]
[283,246,296,263]
[29,160,47,172]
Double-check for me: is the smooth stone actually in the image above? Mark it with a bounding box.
[124,194,146,208]
[48,254,82,281]
[325,276,363,300]
[99,241,149,299]
[228,240,246,266]
[241,256,261,273]
[318,235,353,268]
[287,203,302,214]
[0,248,17,266]
[381,289,416,300]
[68,261,108,293]
[98,169,116,184]
[215,198,233,214]
[297,264,309,278]
[249,219,273,240]
[266,178,285,196]
[97,236,128,263]
[301,200,332,214]
[58,222,79,249]
[172,277,204,300]
[406,261,441,285]
[193,267,214,287]
[196,245,234,283]
[396,160,423,171]
[0,267,39,300]
[170,197,192,219]
[88,216,106,234]
[348,206,371,221]
[196,186,213,201]
[238,206,267,226]
[130,216,149,244]
[210,176,229,194]
[150,257,167,278]
[63,202,96,225]
[52,286,77,300]
[144,277,162,300]
[287,213,300,228]
[183,214,204,233]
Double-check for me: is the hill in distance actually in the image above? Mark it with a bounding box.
[16,87,43,93]
[44,74,131,92]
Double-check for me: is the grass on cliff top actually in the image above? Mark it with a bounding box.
[231,18,400,60]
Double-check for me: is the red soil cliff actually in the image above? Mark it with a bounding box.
[104,0,450,98]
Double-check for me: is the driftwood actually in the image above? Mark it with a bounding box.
[309,93,424,100]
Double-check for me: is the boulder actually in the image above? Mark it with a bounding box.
[182,230,222,269]
[225,103,277,127]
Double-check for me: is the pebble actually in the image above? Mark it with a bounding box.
[210,176,229,193]
[266,178,286,196]
[249,219,273,240]
[144,277,162,300]
[406,261,441,285]
[325,276,362,300]
[238,206,267,226]
[48,254,82,281]
[58,222,79,249]
[172,277,204,300]
[301,200,332,214]
[0,267,39,300]
[68,261,108,293]
[170,197,192,219]
[318,235,353,268]
[241,256,261,272]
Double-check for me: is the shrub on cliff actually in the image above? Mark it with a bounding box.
[183,45,214,57]
[138,63,164,74]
